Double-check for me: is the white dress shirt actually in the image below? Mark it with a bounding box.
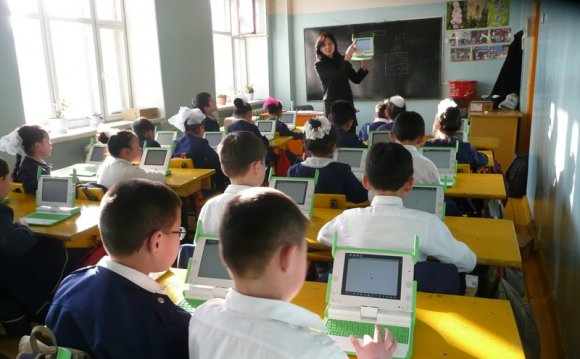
[188,289,346,359]
[317,196,476,272]
[300,156,334,168]
[96,157,166,189]
[198,184,253,235]
[97,256,163,293]
[402,145,441,185]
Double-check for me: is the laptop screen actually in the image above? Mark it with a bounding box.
[156,132,175,146]
[275,180,308,205]
[198,239,231,280]
[205,133,223,148]
[342,253,402,300]
[257,121,274,132]
[337,150,364,168]
[370,132,390,145]
[144,150,167,166]
[89,146,106,162]
[355,38,372,52]
[280,113,295,124]
[403,187,437,214]
[41,178,69,204]
[422,149,452,169]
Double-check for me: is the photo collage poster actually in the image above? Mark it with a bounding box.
[446,0,511,62]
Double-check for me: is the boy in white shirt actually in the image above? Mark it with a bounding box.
[189,187,397,359]
[197,131,267,234]
[389,111,440,184]
[318,142,476,273]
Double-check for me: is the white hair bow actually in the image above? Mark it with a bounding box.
[304,116,332,140]
[0,129,25,156]
[437,98,458,117]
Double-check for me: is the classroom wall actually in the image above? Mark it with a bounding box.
[268,0,524,129]
[527,1,580,355]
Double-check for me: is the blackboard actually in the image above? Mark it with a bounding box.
[305,18,442,101]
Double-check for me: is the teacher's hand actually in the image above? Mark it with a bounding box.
[361,60,369,71]
[345,42,357,61]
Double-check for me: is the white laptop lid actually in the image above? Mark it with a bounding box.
[403,184,445,221]
[329,249,414,313]
[351,36,374,61]
[269,177,315,216]
[203,131,225,149]
[420,147,456,175]
[368,131,391,148]
[36,176,76,208]
[155,131,178,147]
[333,148,368,174]
[85,144,107,164]
[187,236,233,289]
[139,147,172,173]
[256,120,276,136]
[279,112,297,128]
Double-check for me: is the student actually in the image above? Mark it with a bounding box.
[318,142,476,273]
[375,95,406,132]
[132,117,161,148]
[198,131,267,235]
[0,158,67,337]
[330,100,366,148]
[96,130,166,189]
[389,111,440,184]
[0,125,52,194]
[262,96,303,139]
[425,99,487,170]
[227,98,269,149]
[46,179,190,358]
[193,92,219,132]
[288,117,368,203]
[188,187,397,359]
[359,96,406,141]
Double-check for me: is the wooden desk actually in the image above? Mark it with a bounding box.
[166,168,214,197]
[160,270,524,359]
[445,173,506,200]
[7,192,100,248]
[469,111,522,170]
[261,111,323,127]
[268,136,292,150]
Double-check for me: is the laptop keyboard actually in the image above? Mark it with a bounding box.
[177,298,207,313]
[325,319,410,344]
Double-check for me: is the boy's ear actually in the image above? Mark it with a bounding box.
[146,230,164,254]
[362,175,373,191]
[416,134,424,144]
[403,176,414,193]
[389,131,397,142]
[278,244,297,273]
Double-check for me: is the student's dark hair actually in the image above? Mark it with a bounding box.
[100,179,181,256]
[329,100,356,126]
[0,158,9,178]
[438,106,462,135]
[392,111,425,141]
[266,101,282,115]
[375,100,388,119]
[12,125,49,181]
[315,32,340,60]
[185,123,203,135]
[220,188,309,278]
[218,131,267,178]
[304,119,338,155]
[98,130,136,157]
[385,98,406,120]
[233,98,252,117]
[365,142,414,191]
[131,117,155,135]
[193,92,212,114]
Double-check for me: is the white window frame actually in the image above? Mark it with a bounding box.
[9,0,132,125]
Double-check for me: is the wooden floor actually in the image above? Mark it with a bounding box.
[1,249,567,358]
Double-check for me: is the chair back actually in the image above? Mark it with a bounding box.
[457,163,471,173]
[414,261,466,295]
[10,182,24,193]
[313,193,347,209]
[170,158,194,168]
[287,139,304,157]
[294,105,314,111]
[76,183,107,201]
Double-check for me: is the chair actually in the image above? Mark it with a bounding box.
[457,163,471,173]
[287,139,304,157]
[307,250,333,262]
[76,183,107,201]
[414,261,466,295]
[294,105,314,111]
[346,200,370,209]
[10,182,24,193]
[313,193,347,209]
[170,158,194,168]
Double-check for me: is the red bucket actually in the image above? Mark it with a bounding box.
[449,80,477,99]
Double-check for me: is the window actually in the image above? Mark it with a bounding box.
[210,0,268,101]
[8,0,131,125]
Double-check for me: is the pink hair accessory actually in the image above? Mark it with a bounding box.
[262,97,281,110]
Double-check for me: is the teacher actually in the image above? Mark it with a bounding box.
[314,32,369,133]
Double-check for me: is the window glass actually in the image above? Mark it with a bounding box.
[7,0,38,15]
[100,28,130,114]
[210,0,229,32]
[96,0,123,21]
[213,34,234,95]
[44,0,91,18]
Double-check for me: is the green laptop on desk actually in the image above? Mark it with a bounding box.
[23,176,80,226]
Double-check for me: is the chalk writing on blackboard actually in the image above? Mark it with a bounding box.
[385,52,408,76]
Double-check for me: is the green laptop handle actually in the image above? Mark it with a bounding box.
[331,231,419,264]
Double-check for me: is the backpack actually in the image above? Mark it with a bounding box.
[506,155,529,198]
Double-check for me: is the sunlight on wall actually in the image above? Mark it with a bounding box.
[554,107,568,184]
[569,122,578,209]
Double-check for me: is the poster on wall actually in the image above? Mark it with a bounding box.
[488,0,510,27]
[451,47,471,62]
[446,0,509,30]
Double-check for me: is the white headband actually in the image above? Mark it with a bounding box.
[304,116,332,140]
[168,107,204,132]
[388,95,405,108]
[437,98,458,117]
[0,129,25,156]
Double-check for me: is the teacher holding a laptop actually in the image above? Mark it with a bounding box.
[314,32,371,133]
